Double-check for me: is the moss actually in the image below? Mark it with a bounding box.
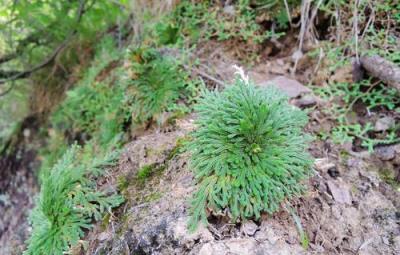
[117,175,129,192]
[379,168,400,189]
[143,192,162,203]
[166,109,188,126]
[167,136,190,160]
[116,213,132,238]
[137,165,153,182]
[101,213,111,231]
[145,147,163,158]
[339,149,350,160]
[135,163,166,187]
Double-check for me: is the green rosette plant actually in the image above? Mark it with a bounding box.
[188,74,313,230]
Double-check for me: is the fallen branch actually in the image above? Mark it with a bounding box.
[190,67,225,88]
[160,47,226,88]
[360,55,400,91]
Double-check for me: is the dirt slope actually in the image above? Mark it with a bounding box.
[82,107,399,255]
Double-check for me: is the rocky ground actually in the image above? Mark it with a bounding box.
[81,115,400,255]
[80,54,400,254]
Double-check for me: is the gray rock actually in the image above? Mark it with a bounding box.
[197,235,305,255]
[254,230,269,242]
[173,217,214,249]
[225,239,258,254]
[314,158,336,172]
[241,220,258,236]
[97,232,111,241]
[375,146,396,161]
[393,235,400,253]
[198,240,257,255]
[265,228,280,245]
[198,243,219,255]
[293,94,317,107]
[374,116,395,132]
[223,5,235,15]
[261,76,312,98]
[327,180,352,205]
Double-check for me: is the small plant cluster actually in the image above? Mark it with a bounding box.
[188,76,313,230]
[124,47,199,126]
[24,143,124,255]
[314,80,399,151]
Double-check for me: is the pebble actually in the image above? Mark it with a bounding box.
[293,94,317,107]
[374,116,395,132]
[261,76,312,98]
[374,146,396,161]
[327,180,352,205]
[241,220,258,236]
[315,158,336,172]
[223,5,235,15]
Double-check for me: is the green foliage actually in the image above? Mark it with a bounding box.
[24,143,124,255]
[125,48,198,125]
[0,1,128,151]
[0,0,127,63]
[137,165,153,182]
[39,38,124,179]
[317,0,400,66]
[154,0,289,47]
[0,84,30,149]
[307,0,400,152]
[242,0,301,29]
[29,38,200,253]
[51,37,124,146]
[354,0,400,65]
[187,77,313,230]
[314,80,400,151]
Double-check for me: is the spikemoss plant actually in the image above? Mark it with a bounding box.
[126,48,198,126]
[24,144,124,255]
[188,75,313,230]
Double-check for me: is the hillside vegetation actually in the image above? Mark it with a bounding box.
[0,1,399,254]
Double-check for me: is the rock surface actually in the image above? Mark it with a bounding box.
[374,116,396,132]
[261,76,312,98]
[374,145,397,161]
[241,220,258,236]
[293,94,317,107]
[81,117,400,255]
[327,180,352,205]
